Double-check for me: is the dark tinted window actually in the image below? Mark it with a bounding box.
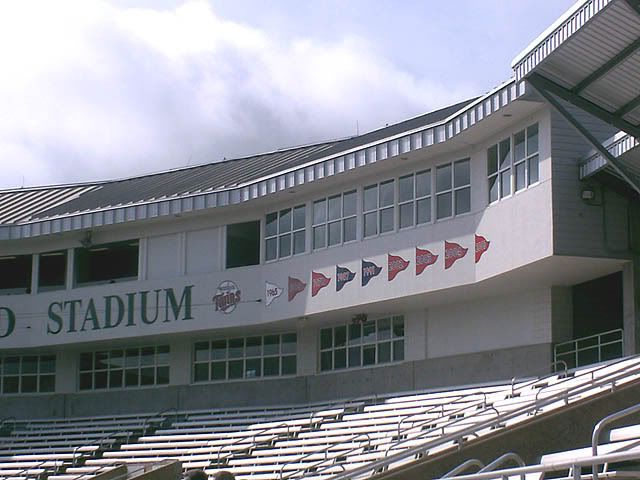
[226,221,260,268]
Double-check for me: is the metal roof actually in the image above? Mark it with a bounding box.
[0,85,524,240]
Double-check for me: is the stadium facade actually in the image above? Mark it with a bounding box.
[0,0,639,419]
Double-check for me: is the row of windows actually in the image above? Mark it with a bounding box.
[2,320,406,393]
[0,240,139,294]
[79,345,170,391]
[264,160,471,262]
[320,316,405,371]
[193,333,297,382]
[0,355,55,394]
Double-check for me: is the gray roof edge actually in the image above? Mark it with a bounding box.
[580,132,640,178]
[3,79,523,240]
[511,0,614,79]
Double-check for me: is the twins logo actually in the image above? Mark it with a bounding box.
[475,234,490,263]
[311,271,331,297]
[288,276,306,302]
[361,259,382,287]
[212,280,241,314]
[388,253,409,281]
[416,247,438,276]
[336,265,356,292]
[444,241,468,269]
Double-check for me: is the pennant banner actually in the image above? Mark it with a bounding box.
[416,247,438,276]
[444,241,468,269]
[265,281,284,307]
[288,276,306,302]
[361,259,382,287]
[336,265,356,292]
[388,253,409,281]
[312,271,331,297]
[475,234,490,263]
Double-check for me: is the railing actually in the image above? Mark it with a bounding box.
[323,355,640,480]
[554,328,624,369]
[216,421,294,467]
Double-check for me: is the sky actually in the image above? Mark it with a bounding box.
[0,0,577,190]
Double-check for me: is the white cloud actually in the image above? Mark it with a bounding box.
[0,0,478,189]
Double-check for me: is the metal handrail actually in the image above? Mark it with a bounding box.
[555,328,624,368]
[591,402,640,480]
[142,407,179,435]
[397,390,491,437]
[0,416,17,435]
[216,421,292,466]
[71,428,133,466]
[432,448,640,480]
[325,355,640,480]
[477,452,525,477]
[442,459,485,477]
[9,457,66,480]
[279,431,372,480]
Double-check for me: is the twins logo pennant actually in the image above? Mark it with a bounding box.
[416,247,438,276]
[288,276,306,301]
[361,259,382,287]
[388,253,409,281]
[265,281,284,307]
[444,241,468,269]
[475,234,490,263]
[336,265,356,292]
[311,271,331,297]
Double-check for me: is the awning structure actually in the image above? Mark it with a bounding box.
[512,0,640,194]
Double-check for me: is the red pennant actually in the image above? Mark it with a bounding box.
[444,241,468,269]
[475,234,490,263]
[288,276,306,301]
[388,253,409,281]
[311,271,331,297]
[416,247,438,276]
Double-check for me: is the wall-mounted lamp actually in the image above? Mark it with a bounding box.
[581,188,595,201]
[79,231,93,249]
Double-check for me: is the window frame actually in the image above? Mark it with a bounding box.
[0,354,56,395]
[78,345,170,391]
[312,190,357,250]
[192,333,297,383]
[319,316,405,372]
[265,205,306,262]
[363,179,396,239]
[398,170,432,229]
[488,123,540,204]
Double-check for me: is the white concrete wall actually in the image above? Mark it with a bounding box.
[426,288,552,358]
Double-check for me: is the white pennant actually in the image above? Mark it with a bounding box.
[265,281,284,307]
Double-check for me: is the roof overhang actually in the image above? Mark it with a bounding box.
[513,0,640,137]
[513,0,640,196]
[0,80,527,241]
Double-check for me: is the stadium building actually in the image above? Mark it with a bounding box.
[0,0,639,419]
[1,2,640,479]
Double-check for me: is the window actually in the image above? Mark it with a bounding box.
[38,251,67,292]
[319,316,404,372]
[436,159,471,220]
[363,180,395,238]
[226,221,260,268]
[0,255,32,294]
[0,355,55,394]
[79,345,169,391]
[193,333,297,382]
[399,170,431,228]
[313,191,357,249]
[488,123,539,202]
[75,241,138,286]
[265,206,305,261]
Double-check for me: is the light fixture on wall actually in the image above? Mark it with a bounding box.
[581,188,595,201]
[580,184,602,205]
[351,313,368,324]
[79,230,93,249]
